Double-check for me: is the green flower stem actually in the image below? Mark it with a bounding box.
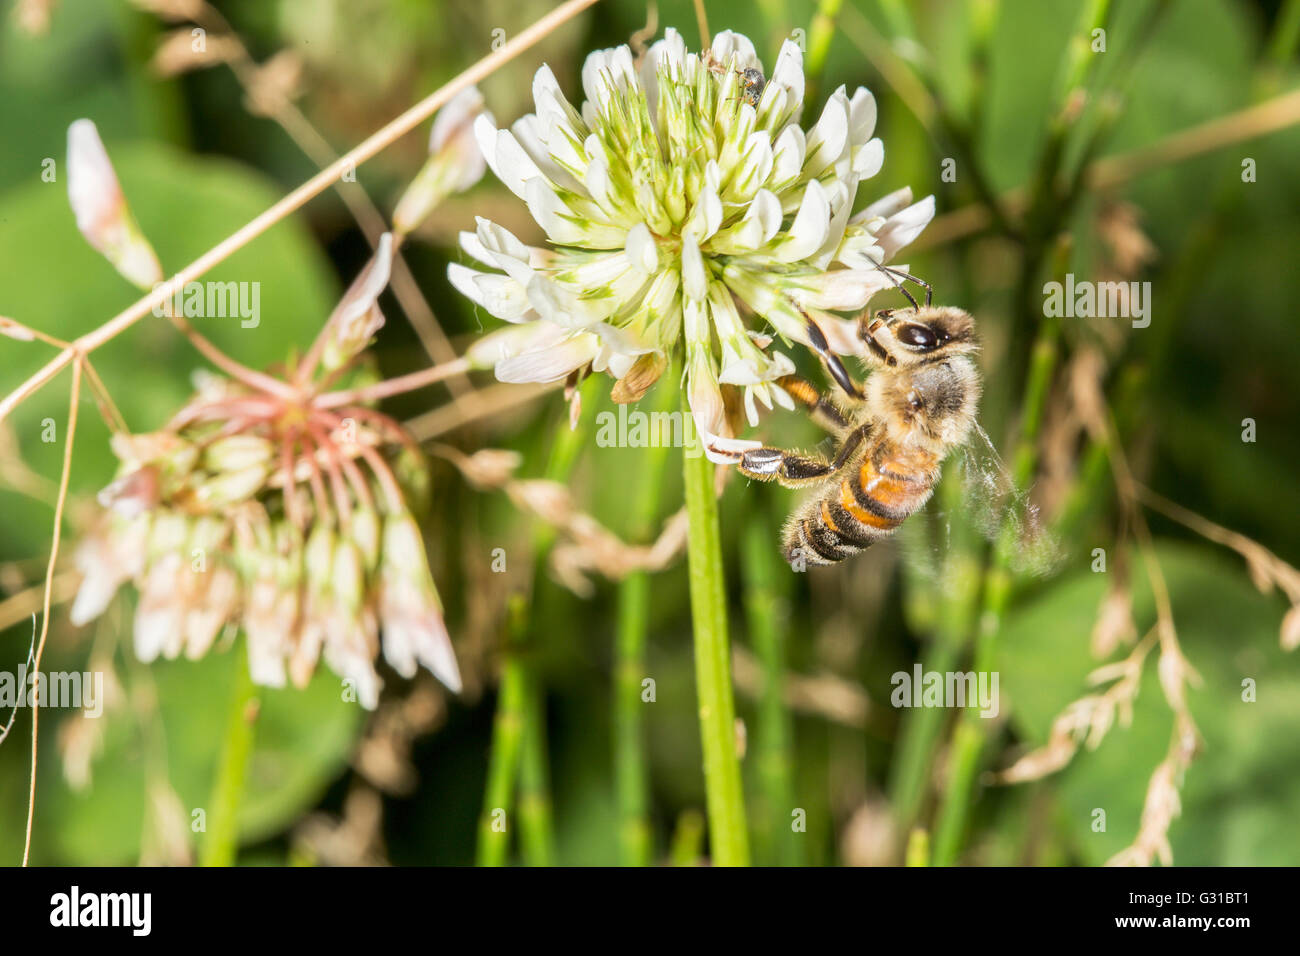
[201,650,259,867]
[477,595,529,867]
[681,394,749,866]
[612,382,677,866]
[741,505,800,866]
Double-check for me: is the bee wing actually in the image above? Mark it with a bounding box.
[955,424,1063,577]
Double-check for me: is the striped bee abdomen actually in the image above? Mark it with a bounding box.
[783,447,938,566]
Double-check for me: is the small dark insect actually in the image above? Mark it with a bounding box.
[703,52,768,109]
[738,67,766,107]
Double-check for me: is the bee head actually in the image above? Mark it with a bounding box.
[861,306,980,447]
[862,306,978,369]
[863,306,977,366]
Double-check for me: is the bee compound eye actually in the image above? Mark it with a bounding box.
[897,324,940,350]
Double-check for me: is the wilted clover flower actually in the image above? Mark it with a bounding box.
[450,28,935,460]
[70,238,462,709]
[61,102,489,707]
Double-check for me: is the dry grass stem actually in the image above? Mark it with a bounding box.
[0,0,603,426]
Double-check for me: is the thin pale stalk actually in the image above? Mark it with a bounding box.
[22,358,81,866]
[314,358,471,408]
[692,0,711,49]
[191,0,470,393]
[0,0,602,426]
[681,392,749,866]
[405,381,558,441]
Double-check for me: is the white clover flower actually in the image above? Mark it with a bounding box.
[450,28,935,460]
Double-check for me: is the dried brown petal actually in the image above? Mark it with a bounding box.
[610,352,667,404]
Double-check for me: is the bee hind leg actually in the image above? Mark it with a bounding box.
[738,446,837,487]
[737,421,872,489]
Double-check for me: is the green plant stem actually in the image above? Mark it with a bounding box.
[511,386,599,864]
[681,393,749,866]
[516,677,556,866]
[870,0,1018,238]
[201,650,259,867]
[804,0,844,106]
[888,469,982,830]
[905,828,931,867]
[614,571,654,866]
[741,505,800,866]
[931,240,1069,866]
[477,595,529,866]
[669,808,707,866]
[966,0,1000,135]
[612,382,677,866]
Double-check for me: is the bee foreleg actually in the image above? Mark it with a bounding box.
[798,310,863,399]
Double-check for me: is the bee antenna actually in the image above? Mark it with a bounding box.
[869,259,933,310]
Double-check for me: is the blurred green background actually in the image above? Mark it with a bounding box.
[2,0,1299,866]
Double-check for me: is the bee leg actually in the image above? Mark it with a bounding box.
[738,422,872,490]
[801,312,863,399]
[775,374,852,435]
[857,311,896,367]
[738,447,836,487]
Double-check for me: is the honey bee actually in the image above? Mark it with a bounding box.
[729,273,984,566]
